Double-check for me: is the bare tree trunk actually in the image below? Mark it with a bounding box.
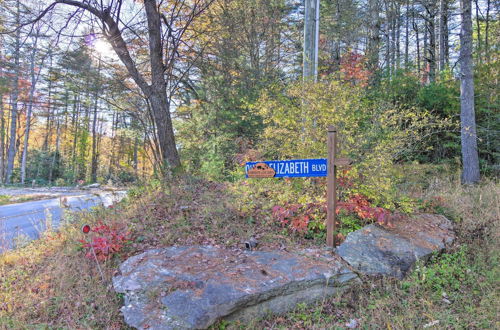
[405,0,409,68]
[71,96,79,182]
[389,2,396,75]
[90,58,101,183]
[21,28,41,184]
[43,50,53,151]
[0,95,5,183]
[367,0,381,74]
[133,135,139,177]
[107,109,117,180]
[395,3,401,70]
[427,12,436,82]
[48,108,60,185]
[5,0,21,184]
[460,0,480,184]
[384,1,391,77]
[0,46,5,183]
[423,19,428,82]
[439,0,447,70]
[474,0,482,64]
[485,0,490,63]
[144,0,181,171]
[413,8,421,77]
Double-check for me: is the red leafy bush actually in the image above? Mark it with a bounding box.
[337,194,391,225]
[272,194,391,233]
[272,202,326,233]
[79,222,131,261]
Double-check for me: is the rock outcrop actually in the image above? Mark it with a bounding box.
[113,247,357,329]
[337,214,455,278]
[113,214,455,329]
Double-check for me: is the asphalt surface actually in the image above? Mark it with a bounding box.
[0,191,126,251]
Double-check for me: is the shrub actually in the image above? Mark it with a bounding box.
[78,222,131,261]
[255,79,451,209]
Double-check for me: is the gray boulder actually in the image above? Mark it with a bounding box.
[337,213,455,279]
[113,214,455,329]
[113,246,357,329]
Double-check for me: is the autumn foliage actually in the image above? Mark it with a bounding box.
[79,222,131,261]
[339,51,370,87]
[272,194,391,234]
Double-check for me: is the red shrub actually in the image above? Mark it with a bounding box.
[79,222,131,261]
[272,194,391,233]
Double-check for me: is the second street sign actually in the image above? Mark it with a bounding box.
[246,159,327,178]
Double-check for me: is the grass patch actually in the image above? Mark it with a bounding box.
[0,194,55,206]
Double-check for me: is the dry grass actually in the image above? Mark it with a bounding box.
[0,213,127,329]
[0,194,55,206]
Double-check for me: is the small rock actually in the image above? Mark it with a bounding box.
[244,236,258,250]
[345,318,359,328]
[423,320,440,328]
[442,298,451,304]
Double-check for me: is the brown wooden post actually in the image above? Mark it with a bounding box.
[327,126,337,248]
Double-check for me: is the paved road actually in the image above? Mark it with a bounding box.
[0,191,126,251]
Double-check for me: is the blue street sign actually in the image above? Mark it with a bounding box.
[245,159,327,178]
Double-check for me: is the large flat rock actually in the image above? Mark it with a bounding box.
[113,246,357,329]
[337,213,455,279]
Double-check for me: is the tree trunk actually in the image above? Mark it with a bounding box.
[0,95,5,183]
[404,0,409,68]
[35,0,194,175]
[485,0,490,63]
[427,12,436,82]
[395,3,401,70]
[0,45,5,183]
[148,91,180,170]
[390,3,396,74]
[384,1,391,77]
[413,8,421,77]
[438,0,447,71]
[5,0,21,184]
[474,0,482,64]
[367,0,381,74]
[21,29,41,184]
[48,108,60,185]
[460,0,480,184]
[43,51,54,151]
[144,0,181,172]
[91,58,101,183]
[108,109,117,180]
[71,96,79,182]
[423,19,428,82]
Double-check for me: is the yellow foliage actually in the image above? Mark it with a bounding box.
[255,79,454,207]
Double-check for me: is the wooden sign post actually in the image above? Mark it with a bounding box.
[245,125,352,249]
[327,126,337,247]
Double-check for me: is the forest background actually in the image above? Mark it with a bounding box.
[0,0,497,188]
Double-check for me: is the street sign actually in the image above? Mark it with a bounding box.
[246,159,327,178]
[245,158,352,178]
[244,127,353,248]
